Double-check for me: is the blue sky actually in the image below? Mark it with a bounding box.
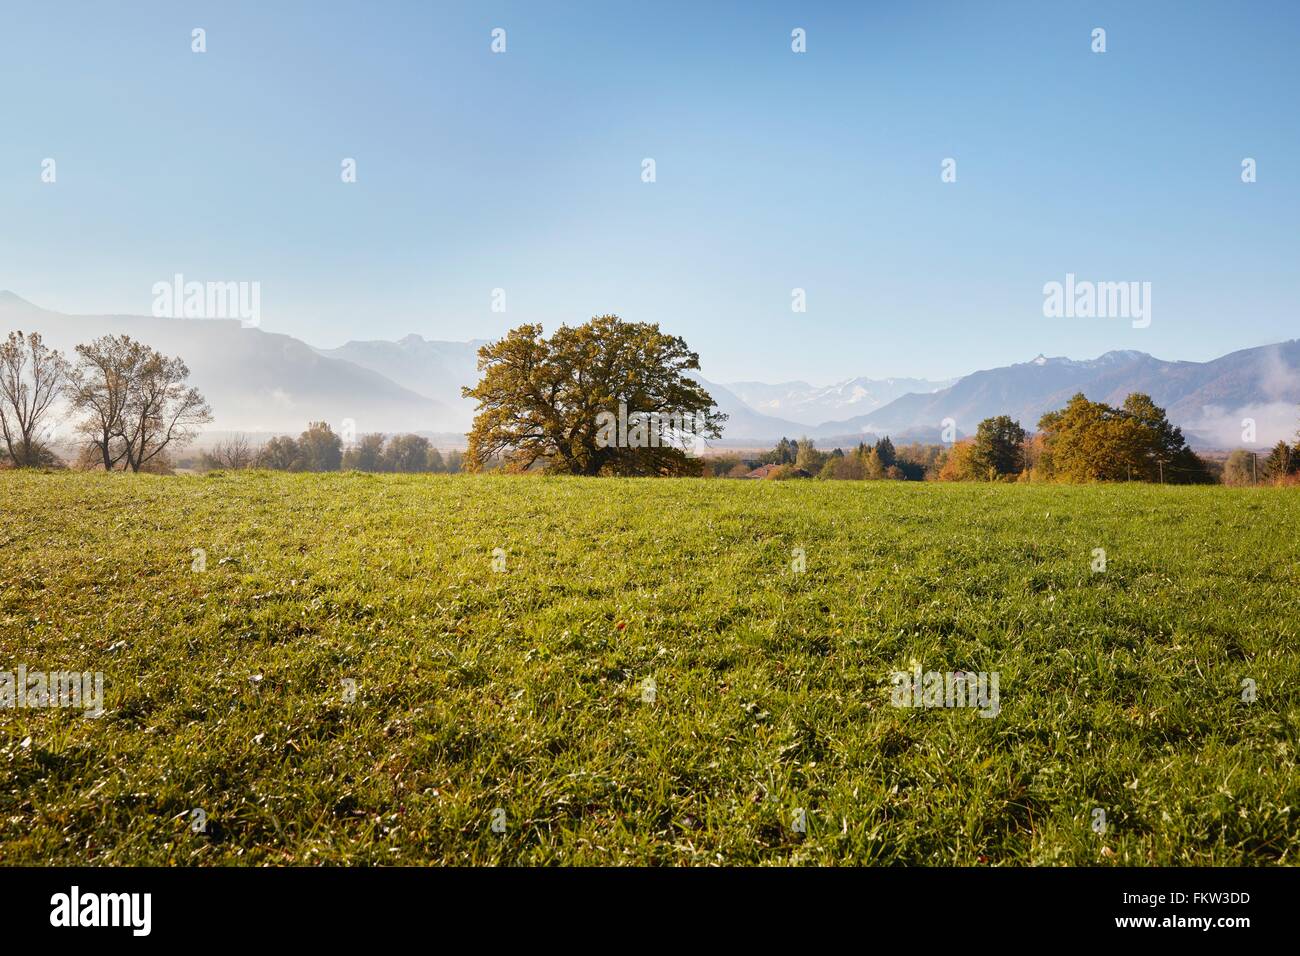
[2,0,1298,383]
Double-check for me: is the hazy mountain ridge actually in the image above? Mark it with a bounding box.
[725,376,956,427]
[687,377,808,442]
[0,293,455,433]
[810,346,1300,448]
[316,335,487,431]
[2,292,1295,448]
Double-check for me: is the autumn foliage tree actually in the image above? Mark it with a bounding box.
[462,315,725,475]
[1037,392,1210,483]
[937,439,980,481]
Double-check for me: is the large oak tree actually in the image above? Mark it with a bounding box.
[462,315,725,475]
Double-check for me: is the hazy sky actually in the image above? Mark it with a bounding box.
[2,0,1298,384]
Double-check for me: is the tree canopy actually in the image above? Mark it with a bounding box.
[462,315,725,475]
[970,415,1027,478]
[1037,393,1210,483]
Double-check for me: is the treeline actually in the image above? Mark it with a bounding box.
[0,329,469,475]
[932,393,1211,483]
[202,423,465,474]
[710,392,1296,485]
[704,435,936,480]
[769,435,925,479]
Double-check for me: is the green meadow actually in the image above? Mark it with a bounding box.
[1,471,1297,865]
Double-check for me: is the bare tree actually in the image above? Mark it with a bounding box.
[70,335,145,471]
[0,330,69,467]
[117,350,213,472]
[202,433,256,470]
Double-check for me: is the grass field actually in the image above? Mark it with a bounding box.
[1,471,1297,865]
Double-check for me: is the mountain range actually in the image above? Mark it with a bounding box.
[2,292,1296,449]
[0,292,450,434]
[805,347,1300,449]
[725,377,957,427]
